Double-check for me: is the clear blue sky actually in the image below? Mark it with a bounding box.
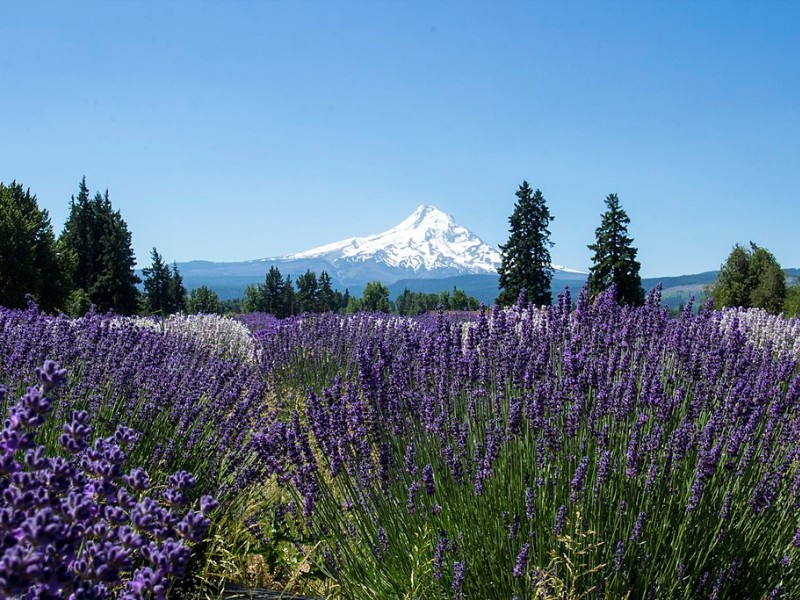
[2,1,798,277]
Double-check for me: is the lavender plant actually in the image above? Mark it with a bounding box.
[253,290,800,598]
[134,313,257,364]
[0,361,219,599]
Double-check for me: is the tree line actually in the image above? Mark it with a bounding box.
[496,180,799,316]
[0,178,481,317]
[241,266,480,316]
[3,177,797,318]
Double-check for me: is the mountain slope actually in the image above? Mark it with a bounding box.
[284,205,502,275]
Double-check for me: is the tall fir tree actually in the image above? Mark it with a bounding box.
[89,191,140,314]
[186,286,222,314]
[60,177,95,292]
[60,181,139,314]
[168,262,187,313]
[497,181,555,306]
[264,266,285,316]
[296,270,319,313]
[318,271,338,312]
[587,193,645,306]
[142,248,171,315]
[0,181,70,311]
[281,276,296,317]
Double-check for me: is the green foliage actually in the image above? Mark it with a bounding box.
[265,266,287,316]
[497,181,555,307]
[187,286,223,314]
[395,287,480,315]
[282,276,297,316]
[359,281,392,313]
[709,242,787,314]
[296,270,320,313]
[168,262,187,313]
[59,179,140,314]
[0,181,70,311]
[142,248,186,315]
[241,268,342,317]
[318,271,339,313]
[784,279,800,318]
[587,193,645,306]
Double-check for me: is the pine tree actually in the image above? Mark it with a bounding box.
[360,281,392,313]
[0,181,70,311]
[296,270,319,313]
[318,271,337,312]
[264,266,285,315]
[168,262,187,313]
[497,181,555,307]
[281,276,296,317]
[587,193,645,306]
[60,182,139,314]
[60,177,94,292]
[187,286,222,314]
[142,248,171,315]
[341,289,351,312]
[91,192,140,314]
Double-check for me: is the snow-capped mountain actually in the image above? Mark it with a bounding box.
[284,205,501,275]
[174,205,588,302]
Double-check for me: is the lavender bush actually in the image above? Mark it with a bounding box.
[251,289,800,598]
[0,361,218,599]
[133,313,257,364]
[0,305,273,492]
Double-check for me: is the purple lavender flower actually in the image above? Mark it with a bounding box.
[406,481,421,514]
[629,511,647,542]
[512,542,529,577]
[404,442,417,476]
[614,541,624,572]
[452,560,465,599]
[554,505,567,536]
[433,530,448,580]
[422,464,436,495]
[570,455,589,502]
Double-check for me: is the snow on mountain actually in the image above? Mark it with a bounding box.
[285,205,502,274]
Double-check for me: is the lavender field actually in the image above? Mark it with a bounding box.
[2,288,800,598]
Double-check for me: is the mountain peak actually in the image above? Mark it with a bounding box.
[285,205,501,275]
[396,204,456,232]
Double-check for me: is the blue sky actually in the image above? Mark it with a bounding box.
[2,1,798,277]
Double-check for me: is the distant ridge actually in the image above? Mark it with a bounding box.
[169,207,799,308]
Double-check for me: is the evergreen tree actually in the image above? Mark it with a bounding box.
[318,271,338,312]
[0,181,70,311]
[451,287,479,311]
[587,193,645,306]
[242,284,266,313]
[187,286,222,314]
[142,248,171,315]
[360,281,392,313]
[341,289,351,312]
[264,266,285,315]
[709,242,787,314]
[497,181,555,306]
[60,177,95,292]
[60,181,139,314]
[281,276,296,317]
[168,262,187,313]
[296,270,320,313]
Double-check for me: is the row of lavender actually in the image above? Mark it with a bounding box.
[3,295,800,597]
[242,290,800,598]
[0,307,279,598]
